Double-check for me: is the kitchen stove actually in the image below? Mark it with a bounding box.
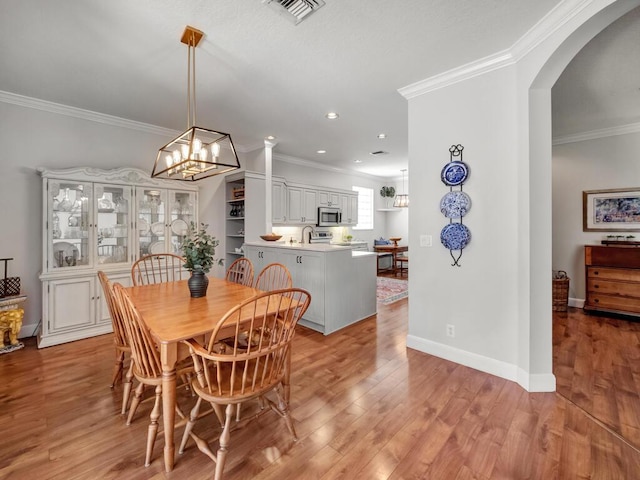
[309,231,333,244]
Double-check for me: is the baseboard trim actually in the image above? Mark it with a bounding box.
[406,335,556,392]
[569,297,585,308]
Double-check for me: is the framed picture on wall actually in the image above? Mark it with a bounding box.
[583,188,640,232]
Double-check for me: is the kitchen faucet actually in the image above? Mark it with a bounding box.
[301,225,315,244]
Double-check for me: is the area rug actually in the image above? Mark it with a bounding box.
[377,277,408,305]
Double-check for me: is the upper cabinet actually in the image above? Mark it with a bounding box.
[287,185,318,225]
[135,187,196,258]
[340,193,359,225]
[318,190,340,208]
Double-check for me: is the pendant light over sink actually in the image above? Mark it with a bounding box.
[393,169,409,208]
[152,26,240,182]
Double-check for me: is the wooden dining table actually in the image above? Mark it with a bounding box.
[373,244,408,274]
[125,277,271,472]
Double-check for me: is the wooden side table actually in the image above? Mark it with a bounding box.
[0,294,26,354]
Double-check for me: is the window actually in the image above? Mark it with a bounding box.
[352,186,373,230]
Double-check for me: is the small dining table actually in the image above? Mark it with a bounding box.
[373,244,408,275]
[125,277,268,472]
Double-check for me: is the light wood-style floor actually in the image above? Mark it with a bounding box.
[2,300,640,479]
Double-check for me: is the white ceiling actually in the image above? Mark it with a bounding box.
[552,5,640,139]
[4,0,633,178]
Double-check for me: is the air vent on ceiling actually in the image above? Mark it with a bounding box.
[262,0,326,24]
[369,150,389,156]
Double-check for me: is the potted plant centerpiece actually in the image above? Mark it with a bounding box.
[182,222,223,298]
[380,186,396,208]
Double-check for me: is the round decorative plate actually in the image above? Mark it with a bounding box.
[171,218,188,235]
[441,161,469,186]
[440,223,471,250]
[138,218,149,235]
[439,191,472,219]
[149,241,165,254]
[151,221,165,236]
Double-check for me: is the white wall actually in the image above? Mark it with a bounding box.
[404,0,640,392]
[552,131,640,301]
[0,101,175,337]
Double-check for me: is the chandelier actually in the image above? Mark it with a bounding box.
[393,168,409,208]
[152,26,240,181]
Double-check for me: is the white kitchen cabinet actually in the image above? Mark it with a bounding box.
[243,243,377,334]
[340,193,359,225]
[39,167,198,348]
[287,185,318,224]
[244,245,281,283]
[318,190,340,208]
[278,250,325,326]
[272,180,287,224]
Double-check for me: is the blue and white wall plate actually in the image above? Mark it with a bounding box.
[440,160,469,186]
[440,191,471,219]
[440,223,471,251]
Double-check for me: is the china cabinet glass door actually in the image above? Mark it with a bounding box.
[49,180,92,269]
[168,190,196,255]
[94,184,131,266]
[136,188,167,258]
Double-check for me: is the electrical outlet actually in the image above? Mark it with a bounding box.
[446,324,455,337]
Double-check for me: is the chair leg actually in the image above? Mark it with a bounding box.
[111,350,125,388]
[275,385,297,441]
[144,385,162,467]
[214,404,235,480]
[121,361,134,415]
[179,397,202,454]
[127,382,145,425]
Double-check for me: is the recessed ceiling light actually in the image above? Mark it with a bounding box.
[354,159,363,163]
[325,112,339,120]
[265,135,276,140]
[316,150,326,154]
[377,133,387,139]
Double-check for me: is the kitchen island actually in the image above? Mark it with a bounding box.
[243,242,377,334]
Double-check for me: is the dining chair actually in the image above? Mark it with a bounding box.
[224,257,254,287]
[178,287,311,480]
[254,263,292,291]
[131,253,186,286]
[97,271,133,415]
[111,282,196,467]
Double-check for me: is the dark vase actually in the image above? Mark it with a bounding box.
[188,270,209,298]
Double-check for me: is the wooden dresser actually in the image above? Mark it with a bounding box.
[584,245,640,317]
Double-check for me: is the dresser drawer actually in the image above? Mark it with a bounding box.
[587,277,640,299]
[585,293,640,315]
[587,266,640,283]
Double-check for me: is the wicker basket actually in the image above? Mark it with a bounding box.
[552,270,569,312]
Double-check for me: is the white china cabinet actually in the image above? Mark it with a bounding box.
[38,167,198,347]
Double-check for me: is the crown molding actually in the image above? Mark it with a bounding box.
[399,0,595,98]
[553,121,640,145]
[0,90,180,137]
[273,153,393,180]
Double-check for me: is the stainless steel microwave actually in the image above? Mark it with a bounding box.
[317,206,341,226]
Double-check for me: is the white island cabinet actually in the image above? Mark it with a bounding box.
[244,243,377,334]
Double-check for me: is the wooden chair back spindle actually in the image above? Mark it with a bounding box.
[131,253,185,286]
[254,263,292,291]
[225,257,254,287]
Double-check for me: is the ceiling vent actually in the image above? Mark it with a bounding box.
[262,0,326,24]
[369,150,389,156]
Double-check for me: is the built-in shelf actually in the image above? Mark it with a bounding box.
[226,217,245,221]
[227,234,245,238]
[377,208,402,212]
[227,197,245,203]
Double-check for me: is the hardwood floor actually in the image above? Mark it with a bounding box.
[553,307,640,452]
[2,300,640,479]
